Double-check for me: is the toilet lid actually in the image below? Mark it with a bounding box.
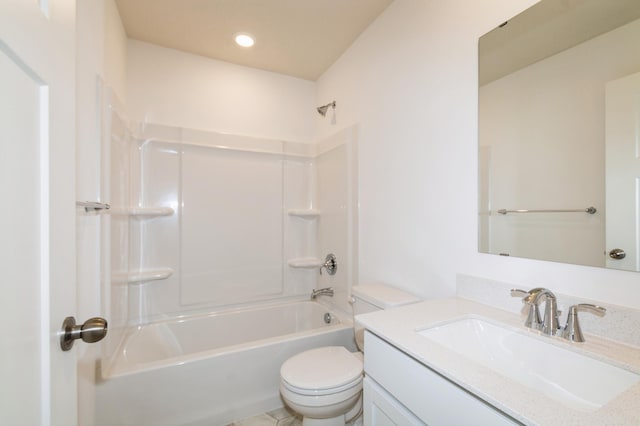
[281,346,363,391]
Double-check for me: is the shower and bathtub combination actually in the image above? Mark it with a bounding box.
[95,92,359,425]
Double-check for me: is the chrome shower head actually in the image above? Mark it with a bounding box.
[317,105,329,116]
[317,101,336,117]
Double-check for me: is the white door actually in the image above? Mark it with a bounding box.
[605,71,640,271]
[0,0,77,425]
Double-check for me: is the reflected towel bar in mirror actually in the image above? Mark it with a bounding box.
[76,201,111,212]
[497,207,597,215]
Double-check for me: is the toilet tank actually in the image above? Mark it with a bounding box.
[351,284,420,351]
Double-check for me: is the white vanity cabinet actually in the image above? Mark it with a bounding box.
[364,377,424,425]
[363,331,519,426]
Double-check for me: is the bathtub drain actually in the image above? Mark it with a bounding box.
[323,312,333,324]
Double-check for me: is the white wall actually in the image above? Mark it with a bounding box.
[315,0,640,310]
[109,0,640,313]
[127,40,316,142]
[103,0,127,101]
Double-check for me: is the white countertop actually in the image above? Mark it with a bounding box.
[356,298,640,425]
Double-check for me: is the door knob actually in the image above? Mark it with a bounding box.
[60,316,108,351]
[609,248,626,260]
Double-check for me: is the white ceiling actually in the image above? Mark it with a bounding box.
[115,0,395,81]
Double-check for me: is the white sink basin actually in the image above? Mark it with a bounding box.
[417,317,639,412]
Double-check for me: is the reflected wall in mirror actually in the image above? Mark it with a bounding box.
[478,0,640,271]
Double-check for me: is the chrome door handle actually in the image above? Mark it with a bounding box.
[609,248,626,260]
[60,316,108,351]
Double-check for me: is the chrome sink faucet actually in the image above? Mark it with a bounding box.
[511,287,560,336]
[311,287,334,300]
[512,288,607,342]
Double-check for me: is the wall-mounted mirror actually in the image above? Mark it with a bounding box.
[478,0,640,272]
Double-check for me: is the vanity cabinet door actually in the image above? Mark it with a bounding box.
[364,331,519,426]
[364,377,424,425]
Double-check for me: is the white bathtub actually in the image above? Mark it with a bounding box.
[96,300,356,426]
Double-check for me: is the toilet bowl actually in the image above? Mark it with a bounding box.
[280,347,363,425]
[280,284,420,425]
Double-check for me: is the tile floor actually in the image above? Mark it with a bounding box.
[227,407,302,426]
[228,406,363,426]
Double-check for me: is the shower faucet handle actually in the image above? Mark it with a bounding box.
[319,253,337,276]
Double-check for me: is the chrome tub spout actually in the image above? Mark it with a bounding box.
[311,287,334,300]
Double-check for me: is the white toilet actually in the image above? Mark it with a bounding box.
[280,284,420,425]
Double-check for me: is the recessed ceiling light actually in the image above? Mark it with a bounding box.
[234,32,255,48]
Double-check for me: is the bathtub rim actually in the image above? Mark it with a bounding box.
[99,298,353,380]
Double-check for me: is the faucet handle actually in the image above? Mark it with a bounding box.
[572,303,606,317]
[561,303,606,342]
[510,288,542,329]
[319,253,337,276]
[510,288,529,298]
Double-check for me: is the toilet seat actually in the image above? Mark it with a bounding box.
[280,346,363,396]
[281,374,362,397]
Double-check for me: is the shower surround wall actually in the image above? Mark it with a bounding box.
[124,123,357,324]
[122,38,344,324]
[100,87,134,361]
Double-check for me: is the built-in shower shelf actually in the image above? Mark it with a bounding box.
[287,209,321,218]
[129,207,174,218]
[288,257,322,268]
[128,268,174,284]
